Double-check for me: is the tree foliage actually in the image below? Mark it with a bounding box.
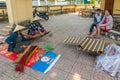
[91,0,96,4]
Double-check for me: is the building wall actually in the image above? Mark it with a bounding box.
[100,0,105,11]
[100,0,120,15]
[113,0,120,15]
[6,0,33,25]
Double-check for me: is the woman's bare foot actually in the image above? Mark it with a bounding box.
[88,35,94,38]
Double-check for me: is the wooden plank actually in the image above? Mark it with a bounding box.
[99,40,106,53]
[90,39,98,52]
[73,36,78,44]
[76,37,81,44]
[67,36,73,43]
[84,38,93,51]
[92,39,99,52]
[70,36,76,43]
[79,37,87,46]
[63,36,70,43]
[81,38,90,49]
[95,40,103,52]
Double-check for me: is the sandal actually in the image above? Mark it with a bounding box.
[94,36,100,39]
[88,35,94,38]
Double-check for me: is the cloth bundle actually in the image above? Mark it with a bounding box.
[15,46,39,72]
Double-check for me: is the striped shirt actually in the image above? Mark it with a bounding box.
[99,15,113,29]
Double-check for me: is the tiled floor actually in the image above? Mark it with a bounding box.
[0,13,119,80]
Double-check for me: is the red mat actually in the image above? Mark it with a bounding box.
[0,44,19,61]
[0,44,46,67]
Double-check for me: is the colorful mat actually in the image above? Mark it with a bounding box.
[32,51,61,73]
[0,44,19,60]
[0,44,45,66]
[0,44,61,73]
[63,36,81,45]
[78,37,108,53]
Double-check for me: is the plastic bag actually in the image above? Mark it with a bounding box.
[96,44,120,77]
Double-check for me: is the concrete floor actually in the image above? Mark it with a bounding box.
[0,13,119,80]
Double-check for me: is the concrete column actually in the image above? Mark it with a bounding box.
[38,0,41,6]
[55,0,57,5]
[44,0,48,5]
[6,0,33,26]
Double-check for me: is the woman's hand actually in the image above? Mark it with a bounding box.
[21,45,27,48]
[96,24,99,27]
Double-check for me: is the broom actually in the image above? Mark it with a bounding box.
[15,46,34,72]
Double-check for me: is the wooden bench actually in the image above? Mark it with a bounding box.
[81,10,91,17]
[63,36,81,45]
[50,9,61,15]
[62,8,70,13]
[109,30,120,40]
[101,29,120,41]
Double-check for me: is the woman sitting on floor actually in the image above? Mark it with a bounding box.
[5,25,31,53]
[28,16,49,38]
[89,9,113,38]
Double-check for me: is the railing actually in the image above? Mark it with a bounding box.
[0,4,100,17]
[33,4,100,15]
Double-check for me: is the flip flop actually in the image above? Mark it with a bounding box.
[88,35,94,38]
[94,36,100,39]
[40,31,51,37]
[45,31,50,35]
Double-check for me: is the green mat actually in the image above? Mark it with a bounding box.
[44,45,54,51]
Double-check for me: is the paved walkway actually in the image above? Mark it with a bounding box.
[0,13,119,80]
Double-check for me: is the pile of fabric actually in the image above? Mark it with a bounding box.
[96,44,120,77]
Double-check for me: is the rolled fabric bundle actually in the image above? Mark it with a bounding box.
[15,46,35,72]
[25,46,39,64]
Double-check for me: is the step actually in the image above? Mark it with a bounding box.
[0,28,12,32]
[0,29,11,36]
[4,26,14,30]
[2,28,12,32]
[5,25,14,28]
[0,30,10,36]
[110,30,120,35]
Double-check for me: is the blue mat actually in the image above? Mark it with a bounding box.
[32,51,61,73]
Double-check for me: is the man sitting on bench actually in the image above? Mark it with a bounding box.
[28,16,49,38]
[89,9,104,35]
[89,9,113,38]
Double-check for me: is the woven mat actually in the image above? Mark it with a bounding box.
[78,37,108,53]
[63,36,81,45]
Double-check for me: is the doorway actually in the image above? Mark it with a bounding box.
[105,0,114,13]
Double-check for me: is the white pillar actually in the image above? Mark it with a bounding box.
[6,0,33,26]
[38,0,41,6]
[44,0,48,5]
[55,0,57,5]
